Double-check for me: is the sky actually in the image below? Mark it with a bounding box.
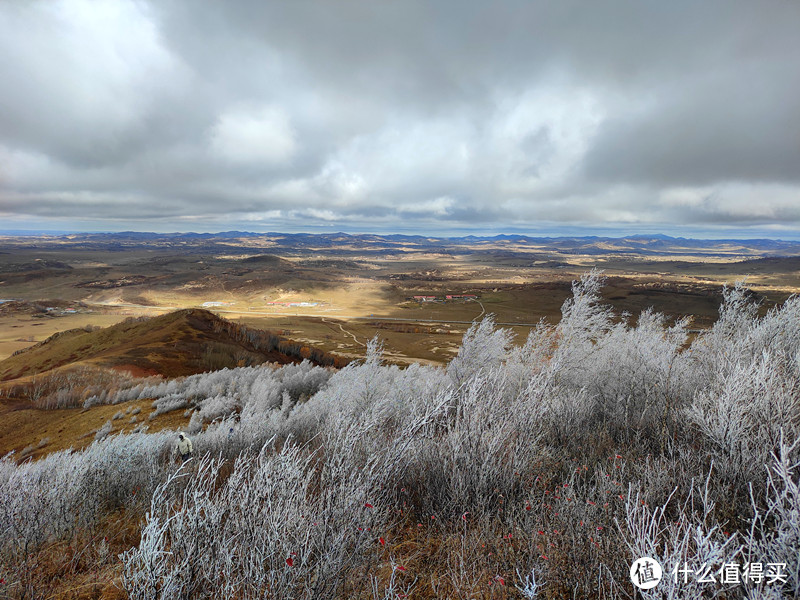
[1,0,799,238]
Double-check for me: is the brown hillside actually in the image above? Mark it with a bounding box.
[0,310,348,460]
[0,308,346,382]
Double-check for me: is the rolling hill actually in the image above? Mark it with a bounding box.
[0,309,347,461]
[0,308,345,382]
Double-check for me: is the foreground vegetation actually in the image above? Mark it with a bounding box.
[1,271,798,599]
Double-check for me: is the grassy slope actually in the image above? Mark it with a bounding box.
[0,309,324,460]
[0,397,191,460]
[0,308,299,381]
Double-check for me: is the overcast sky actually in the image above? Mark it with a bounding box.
[1,0,799,237]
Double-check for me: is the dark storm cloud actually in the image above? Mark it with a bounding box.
[582,61,800,185]
[1,0,799,233]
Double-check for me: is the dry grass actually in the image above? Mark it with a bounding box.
[2,234,798,365]
[5,509,140,600]
[0,313,128,361]
[0,397,189,460]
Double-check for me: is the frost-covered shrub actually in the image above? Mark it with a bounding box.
[78,432,174,515]
[622,474,743,600]
[688,351,800,489]
[447,316,514,386]
[128,361,333,433]
[688,284,800,390]
[83,395,103,409]
[274,359,333,401]
[401,368,546,516]
[0,431,173,592]
[122,442,389,599]
[151,394,189,417]
[94,420,113,441]
[283,342,448,450]
[504,319,557,394]
[551,269,614,370]
[186,395,240,434]
[23,366,161,410]
[240,376,284,423]
[547,272,694,445]
[581,309,689,410]
[744,440,800,597]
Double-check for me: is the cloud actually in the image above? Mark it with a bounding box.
[657,184,800,225]
[209,105,297,166]
[1,0,799,234]
[0,0,190,168]
[581,62,800,186]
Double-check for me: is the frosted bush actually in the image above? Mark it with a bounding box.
[241,376,284,421]
[687,351,800,488]
[0,431,173,592]
[744,439,800,597]
[548,272,694,445]
[151,394,189,416]
[552,269,614,362]
[447,315,513,385]
[274,359,332,401]
[504,320,557,393]
[121,441,391,599]
[94,420,113,441]
[83,395,102,409]
[621,474,743,600]
[402,368,547,516]
[688,285,800,391]
[118,362,334,434]
[186,394,240,433]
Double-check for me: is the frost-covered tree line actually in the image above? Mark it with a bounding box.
[106,358,334,437]
[1,271,798,599]
[0,365,161,410]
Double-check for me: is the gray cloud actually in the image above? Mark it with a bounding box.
[582,62,800,185]
[1,0,799,234]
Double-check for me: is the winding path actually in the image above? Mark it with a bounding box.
[322,318,365,347]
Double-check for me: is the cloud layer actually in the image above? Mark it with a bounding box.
[1,0,799,234]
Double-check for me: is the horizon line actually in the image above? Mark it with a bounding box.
[2,229,800,243]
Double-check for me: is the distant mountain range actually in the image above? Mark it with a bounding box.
[3,230,798,258]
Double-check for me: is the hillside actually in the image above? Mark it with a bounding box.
[0,310,346,461]
[1,274,798,598]
[0,309,344,382]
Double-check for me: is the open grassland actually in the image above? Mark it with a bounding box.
[0,312,130,360]
[1,233,798,365]
[0,396,190,461]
